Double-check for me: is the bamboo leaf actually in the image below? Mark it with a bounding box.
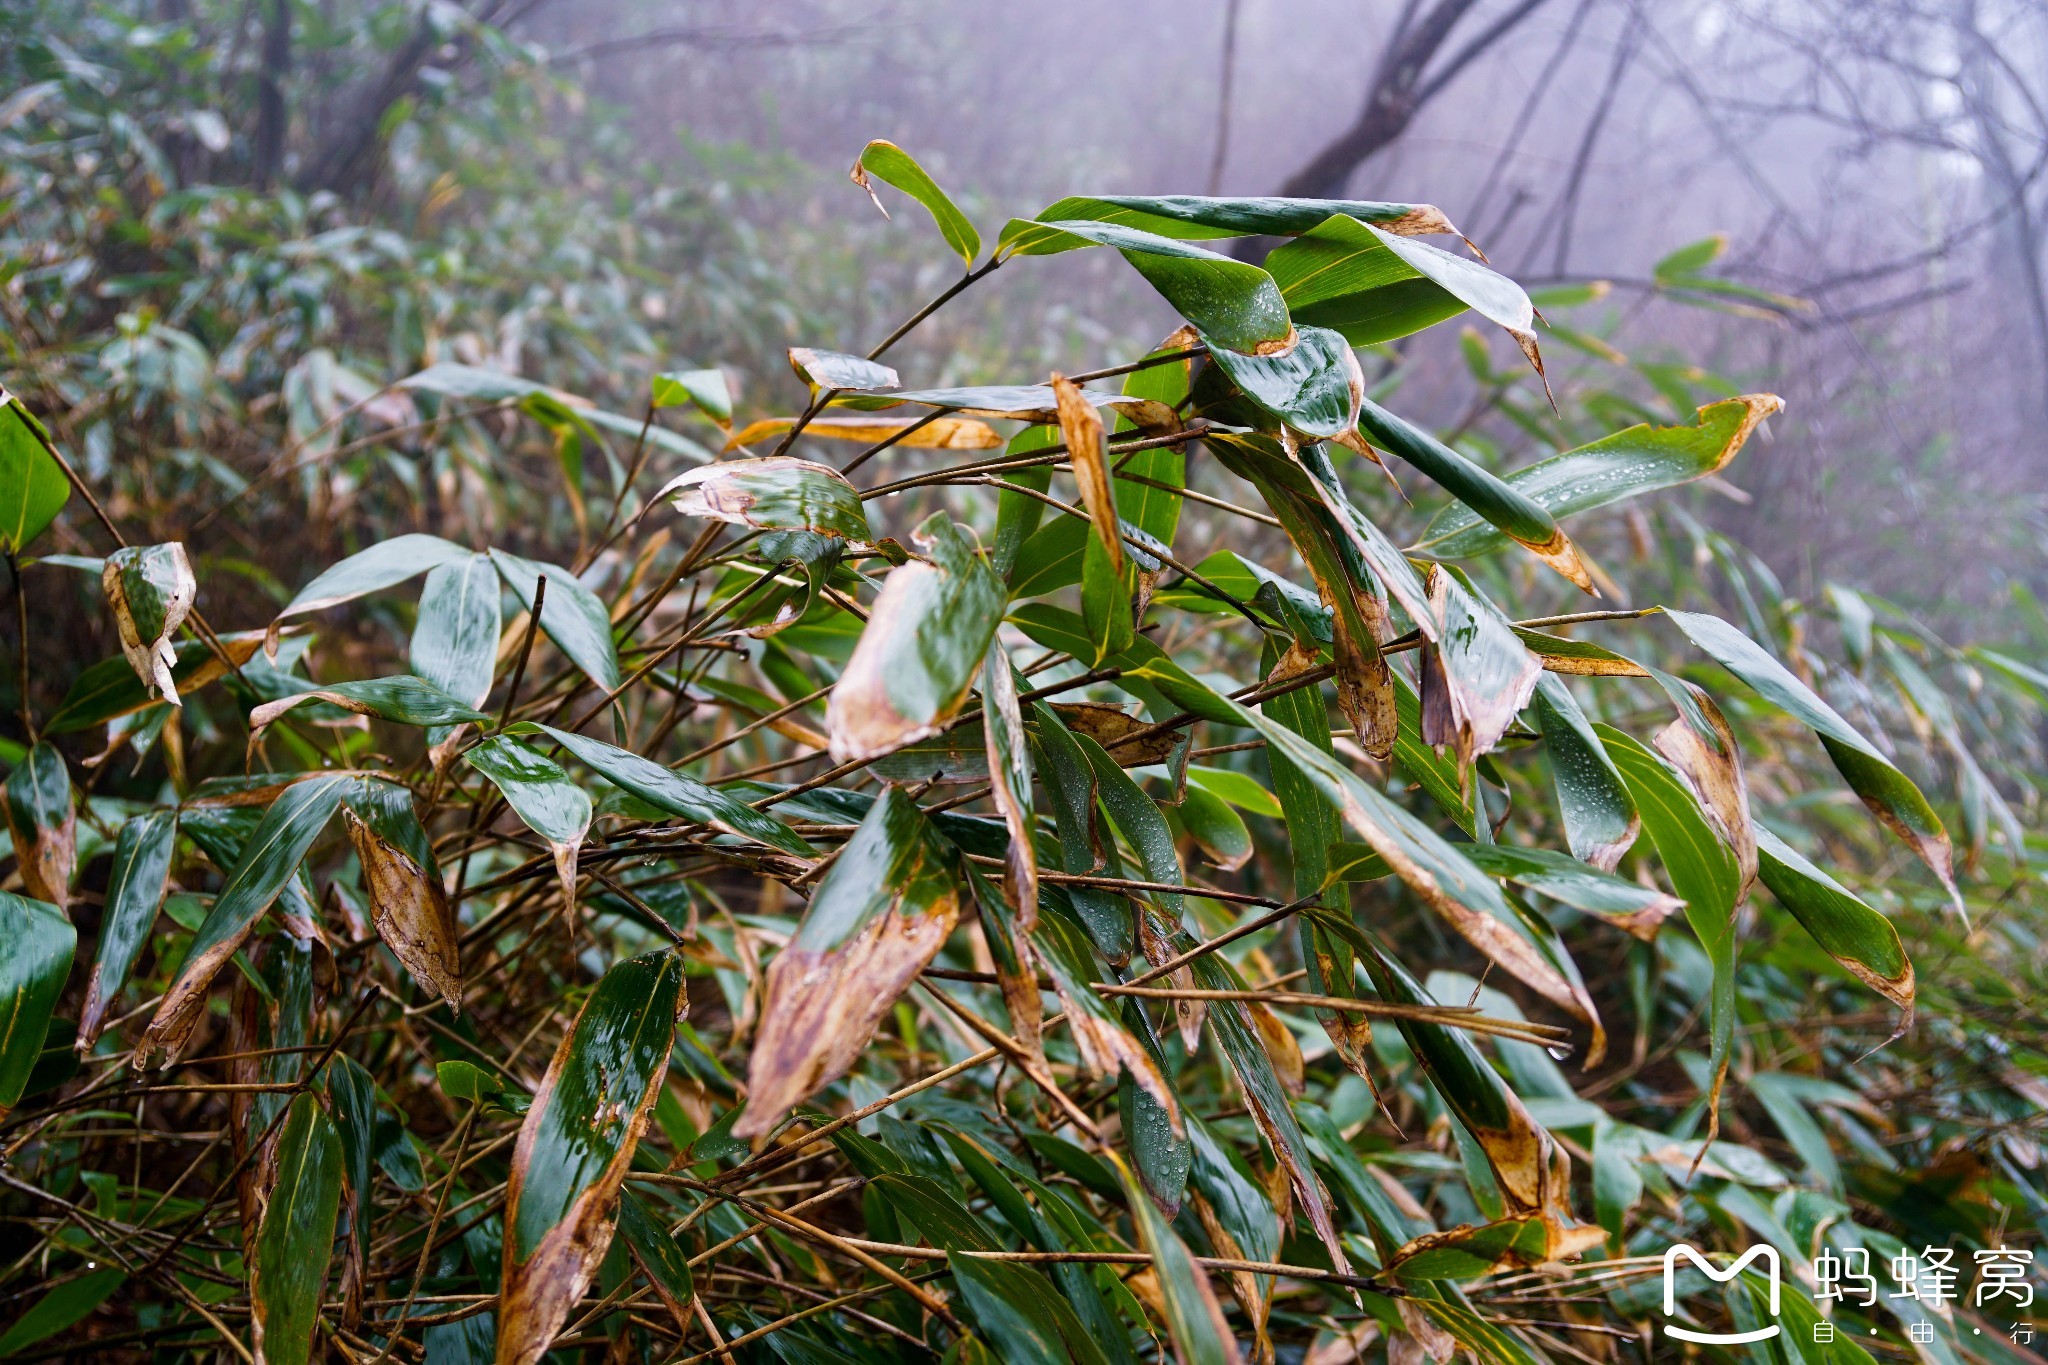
[278,533,471,622]
[500,949,683,1365]
[411,552,501,710]
[464,735,592,902]
[981,644,1038,930]
[1531,674,1639,873]
[488,548,622,694]
[737,788,962,1136]
[139,773,352,1067]
[949,1253,1115,1365]
[726,413,1001,450]
[77,809,178,1048]
[1418,565,1543,767]
[1416,396,1782,556]
[46,630,266,734]
[248,675,492,743]
[0,1267,123,1355]
[532,723,813,856]
[851,139,981,267]
[101,542,198,702]
[787,346,898,393]
[1032,194,1459,239]
[0,891,73,1123]
[1052,373,1123,576]
[343,777,461,1010]
[1110,1150,1244,1365]
[250,1093,343,1365]
[1663,609,1959,909]
[653,456,871,541]
[651,367,732,424]
[826,513,1006,764]
[1755,828,1913,1021]
[999,219,1293,357]
[0,392,69,553]
[617,1187,694,1330]
[1201,324,1364,440]
[3,741,74,911]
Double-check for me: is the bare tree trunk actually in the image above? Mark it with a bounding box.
[253,0,290,187]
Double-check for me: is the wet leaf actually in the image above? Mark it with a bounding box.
[140,773,352,1067]
[826,513,1005,764]
[842,383,1178,426]
[250,1093,343,1365]
[1032,194,1459,240]
[0,891,73,1123]
[950,1253,1115,1365]
[1202,324,1364,440]
[1651,685,1757,901]
[1266,214,1541,374]
[651,367,732,425]
[617,1187,693,1329]
[46,630,266,733]
[1416,396,1782,557]
[1663,609,1959,909]
[787,346,898,393]
[1598,726,1739,1140]
[981,644,1037,929]
[1417,566,1542,767]
[0,392,69,552]
[1355,399,1591,591]
[488,548,622,693]
[654,456,871,542]
[248,675,491,743]
[464,735,592,903]
[0,1267,123,1355]
[3,741,74,910]
[1111,1150,1244,1365]
[1178,781,1252,871]
[1052,373,1123,576]
[532,723,813,856]
[999,218,1293,357]
[343,778,460,1010]
[77,809,178,1048]
[1755,828,1913,1021]
[101,542,197,702]
[1531,675,1638,872]
[277,532,471,622]
[1457,841,1681,936]
[851,139,981,267]
[737,788,962,1136]
[411,551,501,709]
[500,949,683,1365]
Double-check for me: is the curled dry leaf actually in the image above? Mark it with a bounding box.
[1051,701,1180,767]
[737,788,963,1137]
[1652,689,1758,901]
[499,949,684,1365]
[3,741,74,911]
[1051,372,1123,577]
[725,414,1000,451]
[343,779,461,1011]
[101,542,196,703]
[826,514,1005,765]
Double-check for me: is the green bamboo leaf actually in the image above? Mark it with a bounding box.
[852,139,981,267]
[0,392,69,553]
[325,1053,378,1264]
[1755,827,1913,1020]
[488,548,622,693]
[1110,1150,1245,1365]
[1653,234,1727,281]
[981,643,1038,933]
[826,513,1006,764]
[278,532,471,621]
[949,1253,1117,1365]
[1177,781,1252,870]
[3,741,75,911]
[1265,214,1540,370]
[411,551,501,710]
[1112,336,1193,545]
[0,890,73,1123]
[139,773,352,1067]
[1201,324,1363,439]
[1356,398,1591,591]
[531,723,813,856]
[1663,609,1959,909]
[1417,564,1542,766]
[998,219,1292,357]
[101,541,198,701]
[77,809,177,1048]
[1416,396,1782,557]
[1031,194,1458,240]
[1531,675,1639,872]
[737,788,961,1137]
[1116,997,1192,1216]
[653,456,871,542]
[248,674,492,742]
[464,735,593,902]
[787,346,899,393]
[0,1266,123,1355]
[1457,841,1682,929]
[617,1187,694,1328]
[45,630,266,734]
[651,367,733,424]
[875,1171,1001,1251]
[1027,701,1131,964]
[343,777,461,1010]
[1185,765,1281,819]
[1081,533,1135,665]
[1597,725,1739,1139]
[501,949,683,1365]
[250,1092,343,1365]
